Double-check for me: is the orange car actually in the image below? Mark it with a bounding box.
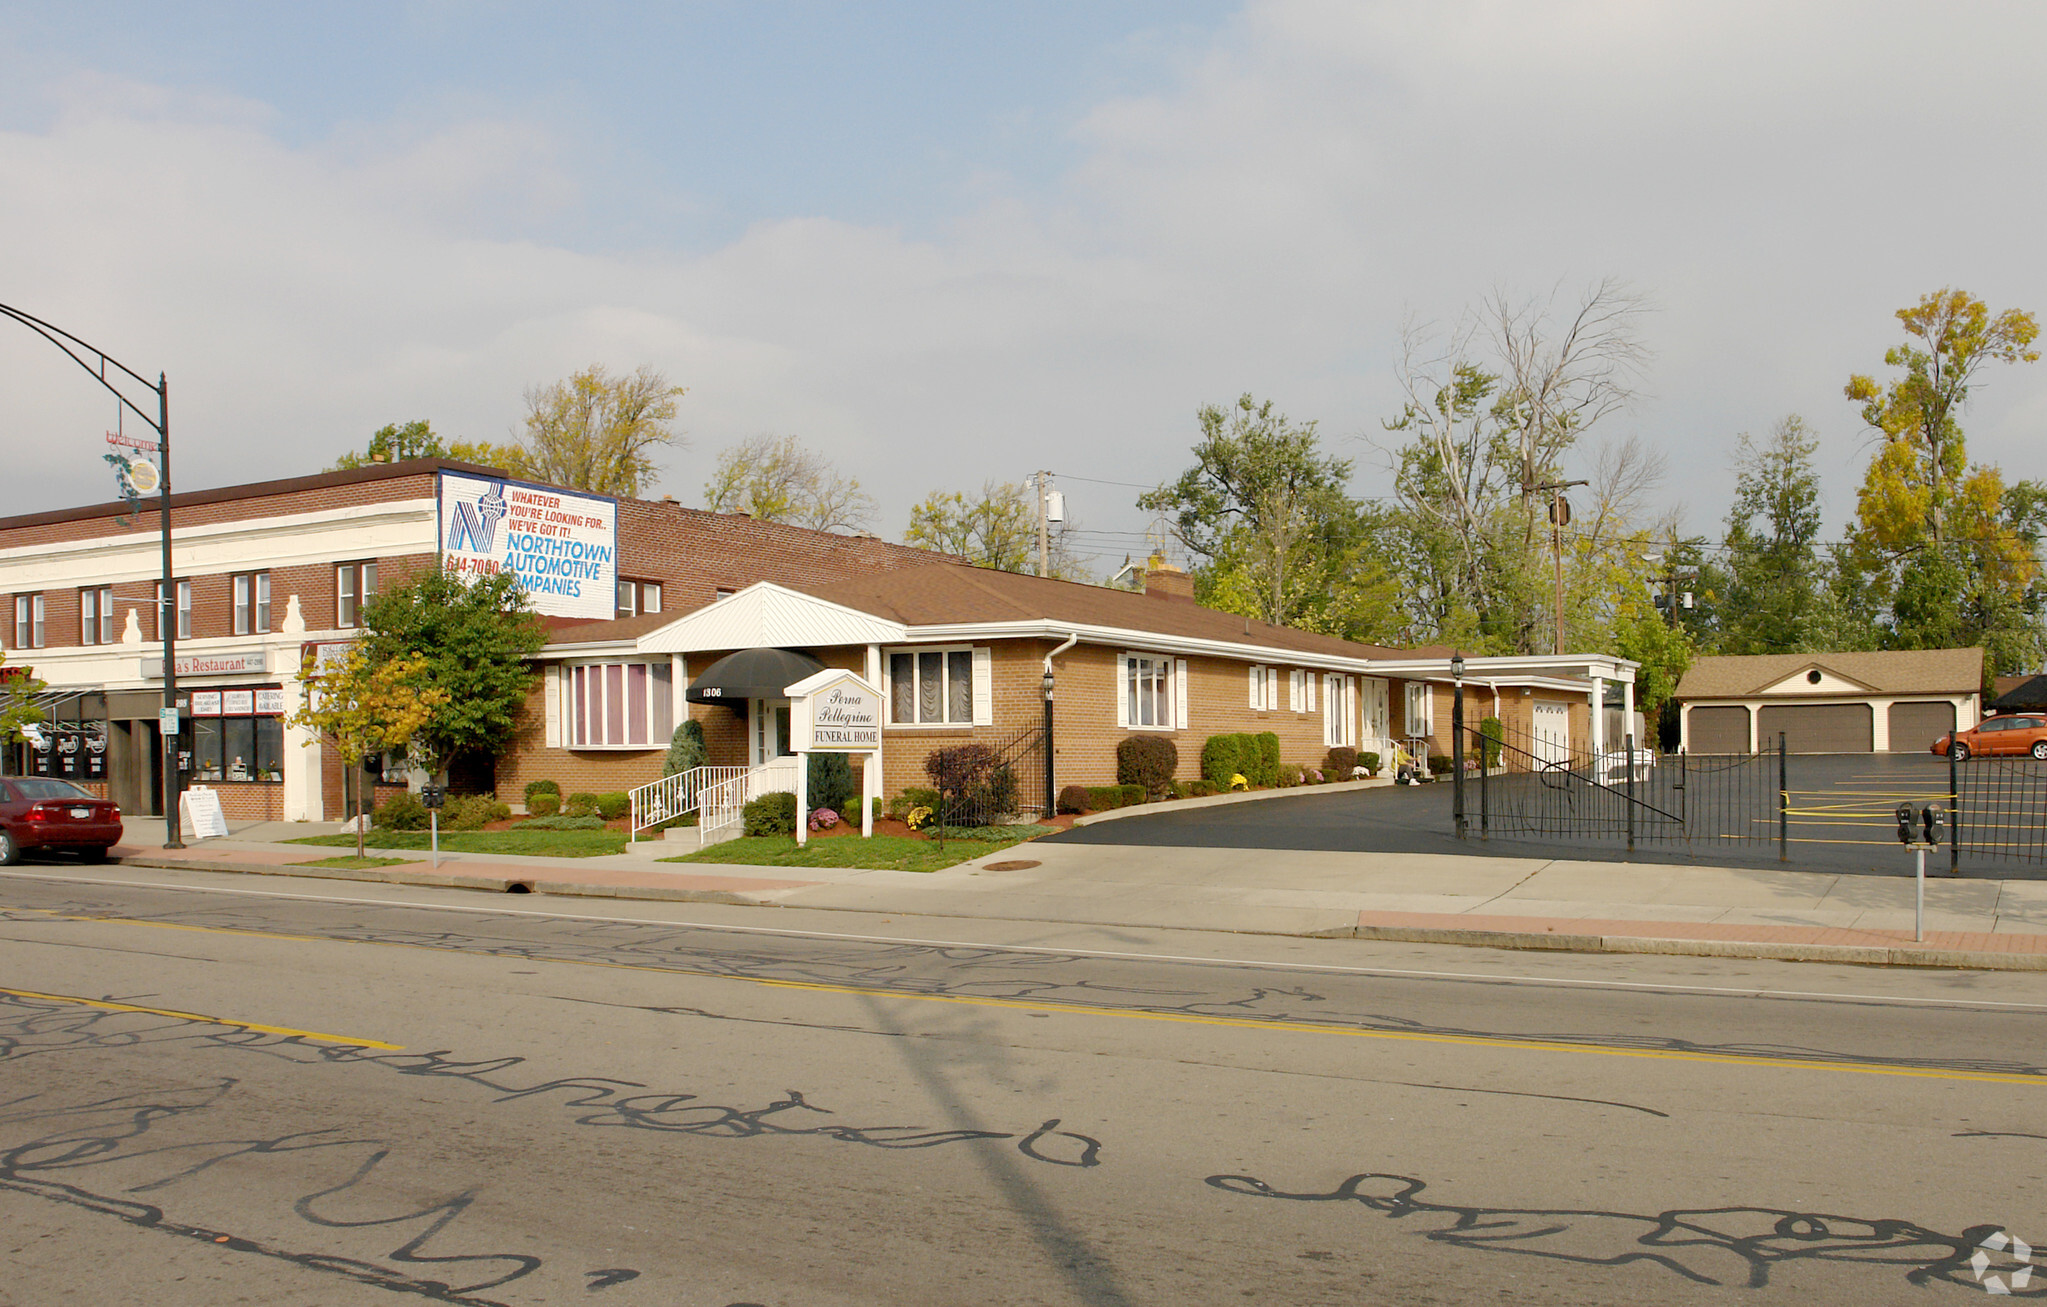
[1933,714,2047,761]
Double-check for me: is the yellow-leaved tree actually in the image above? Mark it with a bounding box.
[291,647,450,859]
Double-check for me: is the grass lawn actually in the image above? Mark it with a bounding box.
[665,833,1029,873]
[288,829,628,858]
[292,855,418,870]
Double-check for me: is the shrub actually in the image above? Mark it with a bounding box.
[565,792,599,818]
[1359,751,1382,776]
[1121,783,1145,806]
[1083,784,1147,811]
[1304,767,1323,784]
[526,791,561,817]
[444,793,511,830]
[743,791,798,837]
[1201,735,1244,789]
[923,744,1016,824]
[1249,732,1278,786]
[1324,746,1358,779]
[891,786,941,819]
[1187,779,1218,797]
[523,779,560,805]
[595,791,629,821]
[1478,717,1504,768]
[663,718,708,777]
[519,814,607,830]
[1056,783,1091,814]
[373,790,428,831]
[808,807,840,831]
[1428,755,1454,775]
[1116,735,1180,799]
[809,752,856,815]
[1277,762,1303,788]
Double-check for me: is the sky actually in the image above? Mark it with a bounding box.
[3,1,2045,573]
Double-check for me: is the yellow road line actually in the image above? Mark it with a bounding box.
[0,984,402,1049]
[11,910,2042,1086]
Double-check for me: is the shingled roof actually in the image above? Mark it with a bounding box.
[1674,648,1984,699]
[778,562,1446,661]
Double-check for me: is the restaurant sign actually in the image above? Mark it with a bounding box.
[142,651,267,679]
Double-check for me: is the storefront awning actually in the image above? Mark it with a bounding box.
[685,648,828,707]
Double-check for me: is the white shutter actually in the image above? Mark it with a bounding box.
[543,665,561,747]
[1248,664,1259,708]
[1347,677,1359,746]
[1175,659,1189,730]
[972,647,993,726]
[1116,654,1130,728]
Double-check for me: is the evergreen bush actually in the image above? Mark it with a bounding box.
[527,791,561,817]
[1116,735,1179,799]
[372,791,428,831]
[809,752,856,815]
[595,792,630,821]
[1253,732,1281,787]
[663,718,708,777]
[1056,784,1090,814]
[1201,735,1243,789]
[565,792,599,818]
[742,791,799,837]
[523,779,560,805]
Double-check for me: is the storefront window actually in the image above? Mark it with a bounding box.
[188,686,286,781]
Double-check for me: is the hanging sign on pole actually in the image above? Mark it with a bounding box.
[104,431,162,510]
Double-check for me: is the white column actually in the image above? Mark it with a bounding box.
[1590,677,1605,757]
[862,748,876,838]
[794,750,810,846]
[1622,678,1636,748]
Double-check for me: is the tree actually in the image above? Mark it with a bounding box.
[290,647,449,858]
[906,479,1077,576]
[511,364,687,497]
[1139,394,1394,637]
[360,567,547,777]
[328,420,515,473]
[1717,416,1827,655]
[0,653,47,745]
[703,434,876,533]
[1844,290,2044,666]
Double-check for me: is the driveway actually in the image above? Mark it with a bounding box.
[1049,753,2044,878]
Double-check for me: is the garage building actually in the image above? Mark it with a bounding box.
[1675,648,1983,755]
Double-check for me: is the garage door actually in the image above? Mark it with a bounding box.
[1687,705,1750,753]
[1757,703,1873,753]
[1886,701,1955,753]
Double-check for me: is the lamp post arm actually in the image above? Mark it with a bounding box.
[0,302,165,435]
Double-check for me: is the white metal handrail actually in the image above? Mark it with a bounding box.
[697,758,802,845]
[629,765,749,836]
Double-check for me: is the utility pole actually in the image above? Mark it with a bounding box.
[1035,470,1051,578]
[1529,479,1588,654]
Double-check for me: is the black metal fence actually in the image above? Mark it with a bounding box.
[1460,721,1785,855]
[1954,757,2047,864]
[930,722,1048,828]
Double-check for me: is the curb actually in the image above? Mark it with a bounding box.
[1072,777,1392,826]
[1346,922,2047,972]
[112,856,767,908]
[105,855,2047,972]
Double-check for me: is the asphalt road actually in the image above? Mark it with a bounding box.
[1052,754,2047,878]
[4,865,2047,1304]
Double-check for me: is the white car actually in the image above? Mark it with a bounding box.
[1598,746,1656,783]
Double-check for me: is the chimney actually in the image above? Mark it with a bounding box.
[1144,559,1195,603]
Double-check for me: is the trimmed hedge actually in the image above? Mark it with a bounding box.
[1056,784,1090,815]
[1277,762,1303,788]
[526,791,561,817]
[565,792,599,818]
[518,814,608,830]
[1202,735,1245,788]
[1083,784,1147,811]
[523,779,560,804]
[1252,732,1280,787]
[1116,735,1179,799]
[1324,746,1358,780]
[743,791,799,837]
[595,791,630,821]
[444,794,511,830]
[1360,751,1382,775]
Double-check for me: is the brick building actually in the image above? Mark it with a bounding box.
[1,458,1636,825]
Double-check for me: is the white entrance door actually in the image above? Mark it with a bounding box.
[1532,701,1570,766]
[748,698,800,799]
[1362,678,1390,758]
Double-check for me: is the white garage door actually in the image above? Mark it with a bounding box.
[1532,701,1570,766]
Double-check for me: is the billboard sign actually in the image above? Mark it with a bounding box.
[437,471,618,620]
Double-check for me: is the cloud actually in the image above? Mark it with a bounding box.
[3,0,2045,561]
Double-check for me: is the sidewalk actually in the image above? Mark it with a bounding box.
[90,818,2047,972]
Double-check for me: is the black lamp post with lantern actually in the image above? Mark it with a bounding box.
[0,302,183,847]
[1451,650,1466,839]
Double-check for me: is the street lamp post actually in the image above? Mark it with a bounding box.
[1451,650,1466,839]
[0,302,183,848]
[1041,666,1056,816]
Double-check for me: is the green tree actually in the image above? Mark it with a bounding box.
[290,647,449,858]
[328,420,512,473]
[360,567,546,776]
[704,434,875,532]
[1843,290,2044,665]
[0,653,47,745]
[511,364,687,497]
[1717,416,1827,654]
[1140,394,1393,638]
[906,479,1081,576]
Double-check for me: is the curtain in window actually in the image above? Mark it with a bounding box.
[890,654,914,722]
[918,652,943,723]
[947,651,972,722]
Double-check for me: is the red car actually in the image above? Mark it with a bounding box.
[0,777,123,864]
[1932,714,2047,762]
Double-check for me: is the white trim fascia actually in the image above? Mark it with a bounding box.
[543,641,649,660]
[884,618,1387,673]
[632,582,907,654]
[1367,654,1639,683]
[0,500,436,577]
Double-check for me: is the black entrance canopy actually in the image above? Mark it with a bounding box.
[685,648,827,708]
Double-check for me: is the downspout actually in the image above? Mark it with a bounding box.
[1043,632,1079,676]
[1043,633,1079,816]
